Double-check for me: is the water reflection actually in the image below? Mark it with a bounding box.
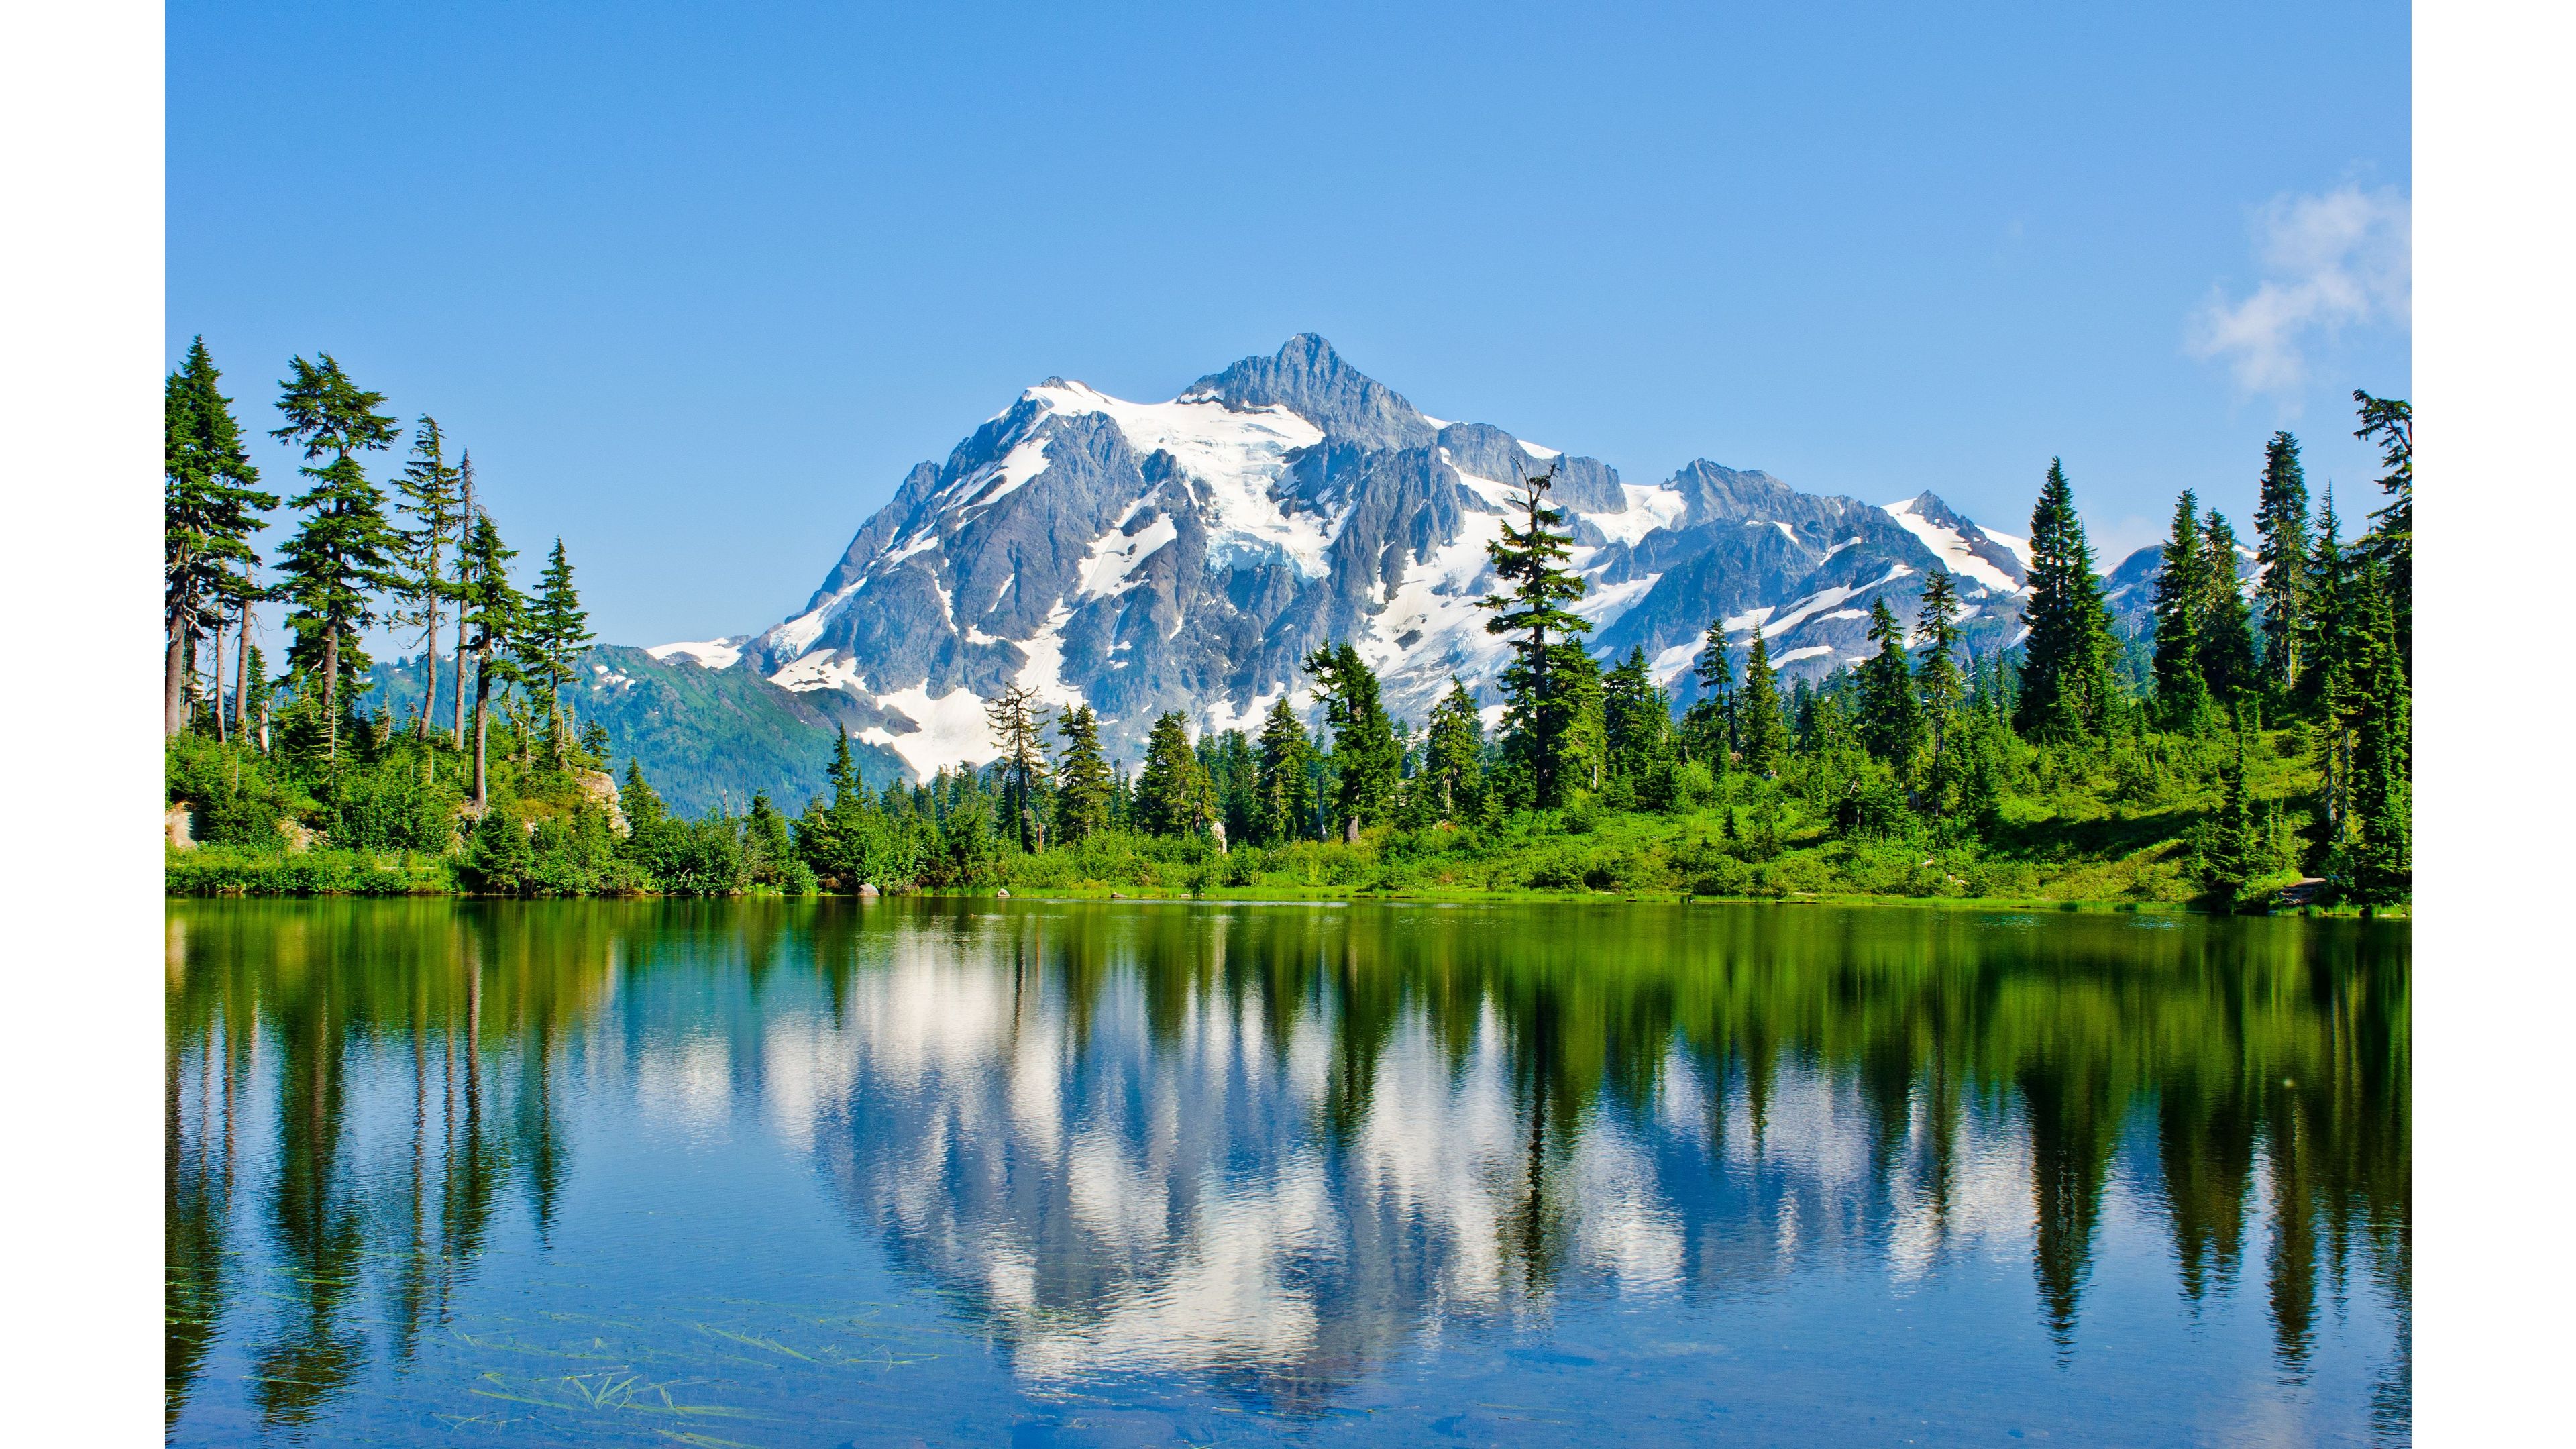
[166,900,2410,1440]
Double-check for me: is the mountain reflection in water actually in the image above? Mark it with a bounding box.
[165,899,2410,1444]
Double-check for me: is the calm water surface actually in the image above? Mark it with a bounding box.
[166,899,2409,1445]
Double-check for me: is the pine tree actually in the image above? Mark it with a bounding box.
[392,416,468,739]
[513,539,594,761]
[2341,553,2410,903]
[1477,464,1594,807]
[2353,391,2411,671]
[1737,626,1789,777]
[2192,710,2263,912]
[1212,728,1258,845]
[164,339,276,737]
[270,353,402,763]
[2251,431,2311,698]
[1134,710,1214,837]
[1420,679,1484,824]
[1051,705,1114,845]
[1602,647,1671,787]
[2014,458,2119,739]
[455,512,526,810]
[1303,642,1401,839]
[1255,698,1320,843]
[982,682,1051,851]
[1858,598,1922,772]
[2149,490,2208,720]
[2194,510,2257,703]
[1683,616,1735,771]
[1914,571,1966,809]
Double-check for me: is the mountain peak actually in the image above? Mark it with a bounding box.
[1185,335,1436,451]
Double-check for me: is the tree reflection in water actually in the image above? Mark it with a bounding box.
[165,899,2408,1438]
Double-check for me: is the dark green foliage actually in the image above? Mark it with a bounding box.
[2150,490,2209,721]
[1134,711,1215,837]
[2195,510,2257,703]
[1914,572,1967,812]
[1858,598,1923,773]
[391,416,467,735]
[1053,705,1114,844]
[1602,647,1672,802]
[270,354,403,758]
[1479,465,1594,807]
[1737,629,1789,777]
[2252,432,2310,698]
[1303,643,1401,835]
[2015,459,2120,739]
[1255,699,1320,843]
[519,539,595,755]
[164,338,277,735]
[1419,680,1485,824]
[2352,390,2410,669]
[2191,716,2264,912]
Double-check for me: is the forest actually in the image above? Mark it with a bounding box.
[164,338,2411,911]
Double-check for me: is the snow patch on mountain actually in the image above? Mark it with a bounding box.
[1029,379,1332,577]
[647,637,747,670]
[1884,496,2021,594]
[859,686,999,779]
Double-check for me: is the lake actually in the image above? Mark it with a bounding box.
[165,898,2409,1445]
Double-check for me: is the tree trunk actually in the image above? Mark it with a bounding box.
[322,628,341,763]
[235,608,252,739]
[472,655,491,811]
[418,592,439,741]
[164,604,191,738]
[211,622,228,745]
[1344,814,1360,845]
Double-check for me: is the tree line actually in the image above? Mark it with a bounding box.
[170,339,2409,909]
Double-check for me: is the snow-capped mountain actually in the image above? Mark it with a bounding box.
[655,335,2052,779]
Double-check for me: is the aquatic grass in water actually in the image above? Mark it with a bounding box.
[166,897,2409,1444]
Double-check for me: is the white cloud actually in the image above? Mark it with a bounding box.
[2189,184,2410,394]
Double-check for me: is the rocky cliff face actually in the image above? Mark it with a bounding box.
[654,335,2125,780]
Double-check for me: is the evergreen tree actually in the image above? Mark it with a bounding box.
[1134,710,1214,837]
[517,539,594,760]
[1419,679,1484,824]
[1602,647,1672,787]
[1858,598,1923,772]
[2251,431,2310,698]
[2192,711,2263,912]
[983,682,1051,851]
[1255,698,1320,843]
[1211,728,1258,845]
[1303,642,1401,839]
[1682,616,1735,771]
[2195,510,2257,702]
[164,339,276,737]
[2341,553,2411,903]
[392,415,468,739]
[455,513,525,810]
[2353,390,2411,670]
[2013,458,2119,739]
[450,451,477,745]
[270,353,402,762]
[1737,626,1789,777]
[1477,465,1594,807]
[1914,571,1967,809]
[2149,490,2208,720]
[1051,705,1114,845]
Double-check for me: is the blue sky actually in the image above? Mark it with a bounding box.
[169,1,2411,648]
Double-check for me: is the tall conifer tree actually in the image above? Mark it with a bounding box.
[455,513,525,809]
[1737,627,1789,777]
[1858,598,1922,771]
[2353,390,2411,670]
[1134,711,1214,837]
[1914,572,1966,807]
[270,353,402,762]
[164,339,276,737]
[1051,705,1113,845]
[517,539,594,760]
[983,683,1051,851]
[2149,490,2208,721]
[2014,459,2119,739]
[1420,680,1485,823]
[1255,698,1320,843]
[1303,643,1401,839]
[2196,510,2257,702]
[392,416,467,739]
[1477,465,1593,806]
[2251,431,2311,698]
